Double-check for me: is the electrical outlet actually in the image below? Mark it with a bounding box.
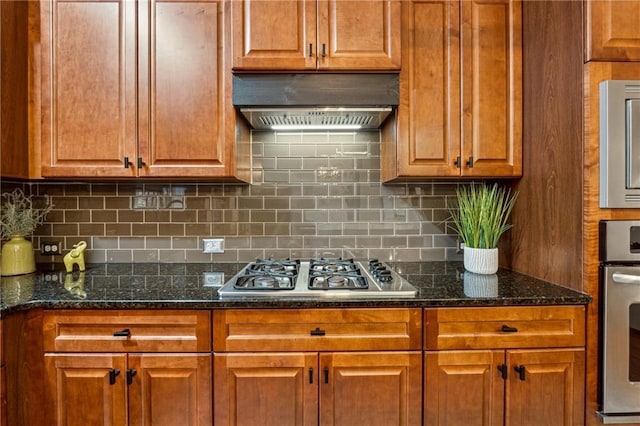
[202,238,224,253]
[41,241,63,255]
[203,272,224,287]
[456,238,465,254]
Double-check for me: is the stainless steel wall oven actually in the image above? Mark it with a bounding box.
[599,220,640,423]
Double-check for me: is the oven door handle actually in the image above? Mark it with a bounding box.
[612,272,640,284]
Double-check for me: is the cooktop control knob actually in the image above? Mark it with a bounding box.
[367,259,395,282]
[377,270,393,282]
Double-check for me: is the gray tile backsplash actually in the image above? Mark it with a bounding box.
[5,130,463,264]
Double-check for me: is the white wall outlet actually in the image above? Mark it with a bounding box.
[202,238,224,253]
[203,272,224,287]
[41,241,63,255]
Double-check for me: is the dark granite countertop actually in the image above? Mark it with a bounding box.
[0,262,592,316]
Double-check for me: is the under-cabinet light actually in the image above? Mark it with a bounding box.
[270,124,363,131]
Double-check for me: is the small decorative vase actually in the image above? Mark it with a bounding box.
[463,247,499,275]
[1,236,36,276]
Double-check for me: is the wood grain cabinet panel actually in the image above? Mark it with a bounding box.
[128,354,212,426]
[382,0,521,181]
[505,349,585,426]
[44,353,212,426]
[585,0,640,61]
[231,0,400,70]
[213,308,422,351]
[320,351,422,426]
[42,310,213,426]
[42,310,211,353]
[44,354,128,426]
[425,350,505,426]
[214,352,318,426]
[424,307,586,426]
[0,365,5,426]
[425,305,586,350]
[213,308,422,426]
[40,0,248,181]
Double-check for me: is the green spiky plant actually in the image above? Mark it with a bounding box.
[449,183,518,249]
[0,188,53,241]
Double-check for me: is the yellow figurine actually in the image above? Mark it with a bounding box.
[63,241,87,272]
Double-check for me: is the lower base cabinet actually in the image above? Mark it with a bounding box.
[214,351,422,426]
[424,306,586,426]
[425,349,585,426]
[44,353,212,426]
[0,364,6,426]
[41,310,212,426]
[213,308,424,426]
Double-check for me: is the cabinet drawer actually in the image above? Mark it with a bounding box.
[43,310,211,352]
[424,306,585,350]
[213,308,422,351]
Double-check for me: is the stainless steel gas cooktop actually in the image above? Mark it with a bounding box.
[217,258,418,299]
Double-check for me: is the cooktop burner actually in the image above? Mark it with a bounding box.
[219,258,418,299]
[308,258,368,290]
[233,258,298,291]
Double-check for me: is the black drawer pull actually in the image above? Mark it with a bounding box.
[309,368,313,384]
[113,328,131,337]
[310,327,326,336]
[324,367,329,384]
[501,324,518,333]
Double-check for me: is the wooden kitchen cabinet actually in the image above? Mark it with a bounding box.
[585,0,640,61]
[39,0,250,181]
[213,308,423,426]
[382,0,522,181]
[0,318,5,426]
[42,310,212,426]
[424,306,586,426]
[231,0,401,71]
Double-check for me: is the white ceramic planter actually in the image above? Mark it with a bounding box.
[463,247,499,275]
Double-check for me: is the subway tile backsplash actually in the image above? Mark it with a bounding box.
[4,131,463,264]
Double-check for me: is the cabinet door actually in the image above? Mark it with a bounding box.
[0,365,5,426]
[231,0,317,70]
[44,353,128,426]
[586,0,640,61]
[128,354,212,426]
[383,0,460,181]
[460,0,521,177]
[424,350,504,426]
[139,0,239,178]
[214,353,318,426]
[320,352,422,426]
[317,0,401,70]
[505,349,585,426]
[40,0,138,178]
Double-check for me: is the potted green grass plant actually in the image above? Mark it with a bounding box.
[0,188,53,276]
[449,182,518,274]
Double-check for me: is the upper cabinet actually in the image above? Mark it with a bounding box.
[231,0,401,71]
[39,0,250,181]
[585,0,640,61]
[382,0,522,181]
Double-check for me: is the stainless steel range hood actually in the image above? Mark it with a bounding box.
[233,74,399,131]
